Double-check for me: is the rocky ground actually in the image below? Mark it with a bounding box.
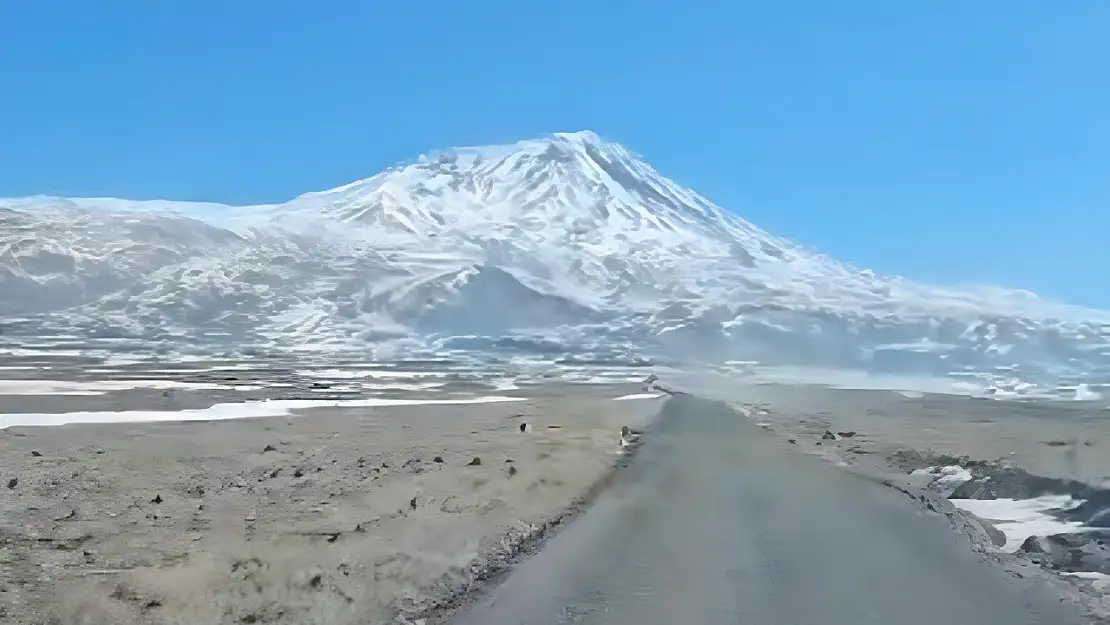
[709,383,1110,622]
[0,383,661,625]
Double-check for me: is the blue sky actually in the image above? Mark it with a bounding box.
[2,1,1108,308]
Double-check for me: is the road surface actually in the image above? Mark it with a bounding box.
[452,395,1084,625]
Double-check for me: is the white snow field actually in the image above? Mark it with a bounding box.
[2,130,1109,390]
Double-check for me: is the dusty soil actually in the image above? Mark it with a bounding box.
[699,383,1109,486]
[0,384,661,625]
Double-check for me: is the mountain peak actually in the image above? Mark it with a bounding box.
[289,130,775,257]
[550,129,604,145]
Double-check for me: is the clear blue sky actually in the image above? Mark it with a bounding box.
[2,1,1108,308]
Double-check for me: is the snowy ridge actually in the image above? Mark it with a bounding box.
[2,130,1110,388]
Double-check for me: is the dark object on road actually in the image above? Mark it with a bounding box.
[787,439,797,444]
[410,496,418,511]
[30,450,42,457]
[468,457,482,466]
[837,431,857,438]
[151,494,164,504]
[520,423,528,432]
[822,431,837,440]
[6,477,17,489]
[508,465,517,478]
[263,444,277,453]
[433,456,444,463]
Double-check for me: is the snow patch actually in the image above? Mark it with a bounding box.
[951,495,1091,552]
[0,396,527,428]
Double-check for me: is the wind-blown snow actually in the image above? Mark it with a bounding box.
[3,130,1110,387]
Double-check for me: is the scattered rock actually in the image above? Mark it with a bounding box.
[263,444,277,453]
[519,423,528,433]
[410,497,417,511]
[54,508,77,521]
[295,568,324,589]
[1019,531,1110,574]
[1041,440,1070,447]
[508,465,517,478]
[433,456,444,464]
[6,478,17,489]
[467,457,482,466]
[787,439,797,444]
[293,468,305,478]
[822,431,837,441]
[270,469,281,478]
[951,465,1083,501]
[836,431,857,438]
[954,508,1007,548]
[29,450,41,457]
[150,494,164,504]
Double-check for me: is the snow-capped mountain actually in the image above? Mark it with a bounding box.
[2,130,1109,386]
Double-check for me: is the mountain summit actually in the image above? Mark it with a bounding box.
[1,131,1108,386]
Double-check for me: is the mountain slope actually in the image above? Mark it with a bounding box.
[2,131,1109,386]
